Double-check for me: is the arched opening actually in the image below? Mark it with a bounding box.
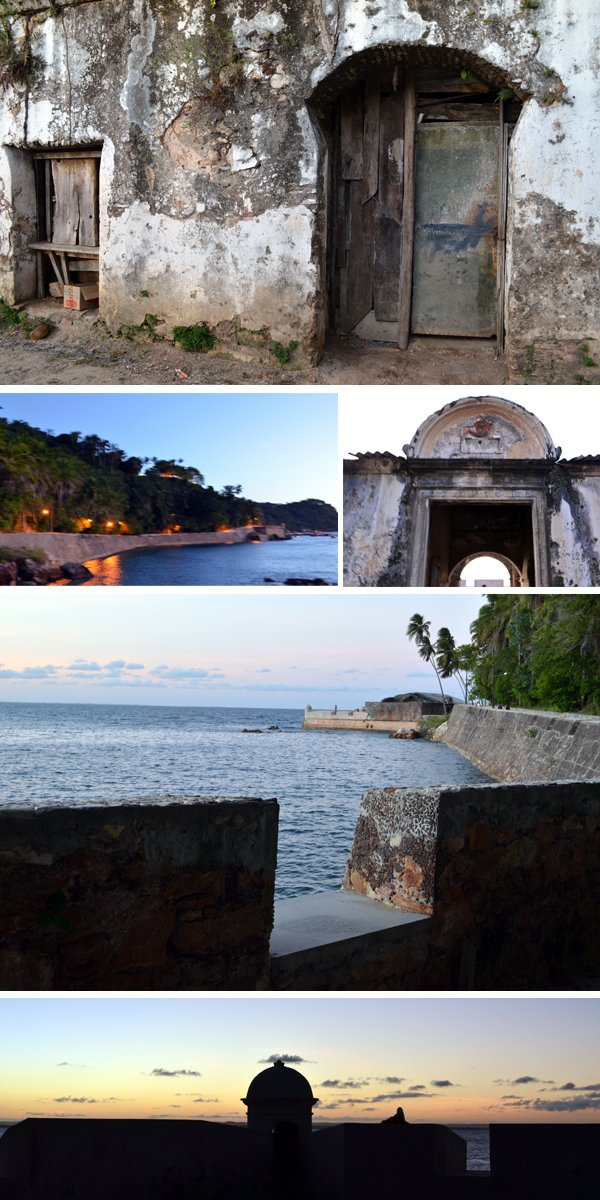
[426,501,535,586]
[451,553,516,588]
[310,48,524,351]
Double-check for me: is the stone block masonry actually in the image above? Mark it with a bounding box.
[0,796,278,990]
[342,781,600,988]
[445,704,600,782]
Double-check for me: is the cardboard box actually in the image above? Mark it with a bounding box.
[63,284,98,311]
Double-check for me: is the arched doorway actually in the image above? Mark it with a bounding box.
[449,552,518,588]
[425,501,535,586]
[311,50,523,350]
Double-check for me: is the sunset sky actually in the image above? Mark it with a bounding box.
[0,591,484,707]
[1,997,598,1128]
[0,393,338,507]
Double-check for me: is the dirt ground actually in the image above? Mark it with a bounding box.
[0,300,510,387]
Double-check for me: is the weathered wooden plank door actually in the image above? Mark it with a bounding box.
[51,158,99,246]
[410,123,499,336]
[334,82,405,335]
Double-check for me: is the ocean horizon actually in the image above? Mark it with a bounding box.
[0,700,490,898]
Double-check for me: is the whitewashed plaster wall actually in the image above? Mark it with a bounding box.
[0,0,598,365]
[343,471,407,586]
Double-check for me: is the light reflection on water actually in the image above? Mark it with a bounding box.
[0,702,490,898]
[63,536,338,586]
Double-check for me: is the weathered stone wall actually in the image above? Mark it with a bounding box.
[0,1,598,368]
[445,704,600,782]
[302,707,416,731]
[0,795,278,990]
[0,526,288,566]
[344,457,600,587]
[343,780,600,987]
[343,462,409,586]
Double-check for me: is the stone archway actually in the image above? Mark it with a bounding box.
[309,47,526,351]
[448,550,521,588]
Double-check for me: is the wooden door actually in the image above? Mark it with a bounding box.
[51,157,99,246]
[333,82,406,335]
[410,123,499,336]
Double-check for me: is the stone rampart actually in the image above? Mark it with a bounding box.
[445,704,600,782]
[0,796,278,990]
[341,781,600,988]
[0,527,287,565]
[302,707,417,732]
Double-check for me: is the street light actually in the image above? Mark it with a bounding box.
[40,507,53,531]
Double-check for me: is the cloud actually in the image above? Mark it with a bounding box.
[258,1054,310,1065]
[319,1079,369,1090]
[430,1080,457,1088]
[494,1076,554,1087]
[0,665,59,679]
[371,1091,434,1103]
[126,663,145,670]
[552,1081,600,1092]
[376,1077,405,1085]
[501,1096,600,1113]
[150,666,210,680]
[257,668,271,674]
[69,660,102,672]
[193,1097,218,1104]
[57,1062,87,1069]
[149,1068,202,1078]
[52,1097,97,1104]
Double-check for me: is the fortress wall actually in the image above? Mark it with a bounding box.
[342,781,600,988]
[0,527,287,565]
[0,1118,272,1200]
[445,704,600,782]
[0,796,278,990]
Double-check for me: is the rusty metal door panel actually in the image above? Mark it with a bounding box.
[411,123,498,337]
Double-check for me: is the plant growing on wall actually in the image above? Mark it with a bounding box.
[0,4,39,90]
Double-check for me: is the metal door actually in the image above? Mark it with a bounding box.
[411,123,499,336]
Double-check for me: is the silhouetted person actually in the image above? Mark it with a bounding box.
[381,1106,408,1124]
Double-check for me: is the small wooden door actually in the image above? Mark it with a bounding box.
[411,123,499,336]
[51,157,99,246]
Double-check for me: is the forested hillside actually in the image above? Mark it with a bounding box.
[0,416,336,534]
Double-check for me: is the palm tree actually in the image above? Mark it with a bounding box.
[406,613,448,712]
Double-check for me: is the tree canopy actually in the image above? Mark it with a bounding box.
[0,415,337,535]
[407,596,600,716]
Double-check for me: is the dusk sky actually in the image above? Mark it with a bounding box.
[0,393,338,507]
[1,997,598,1127]
[341,385,600,460]
[0,592,483,707]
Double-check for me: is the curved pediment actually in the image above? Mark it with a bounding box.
[405,396,557,461]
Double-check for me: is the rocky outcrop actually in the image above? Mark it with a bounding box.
[0,550,89,585]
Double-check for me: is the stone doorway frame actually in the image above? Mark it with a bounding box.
[407,486,550,587]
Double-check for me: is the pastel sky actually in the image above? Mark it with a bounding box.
[340,385,600,460]
[1,998,598,1127]
[0,592,483,707]
[0,393,338,506]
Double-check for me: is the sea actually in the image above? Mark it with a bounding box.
[61,535,338,586]
[0,702,490,898]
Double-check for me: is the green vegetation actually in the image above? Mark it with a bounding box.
[255,498,337,533]
[0,544,46,564]
[172,323,216,353]
[270,339,298,365]
[470,595,600,713]
[0,6,39,91]
[408,596,600,715]
[0,412,336,536]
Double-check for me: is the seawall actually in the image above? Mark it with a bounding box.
[445,704,600,782]
[0,526,288,565]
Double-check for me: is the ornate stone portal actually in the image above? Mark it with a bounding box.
[343,396,600,587]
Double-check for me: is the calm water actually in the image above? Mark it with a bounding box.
[70,535,338,586]
[451,1126,490,1171]
[0,702,490,898]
